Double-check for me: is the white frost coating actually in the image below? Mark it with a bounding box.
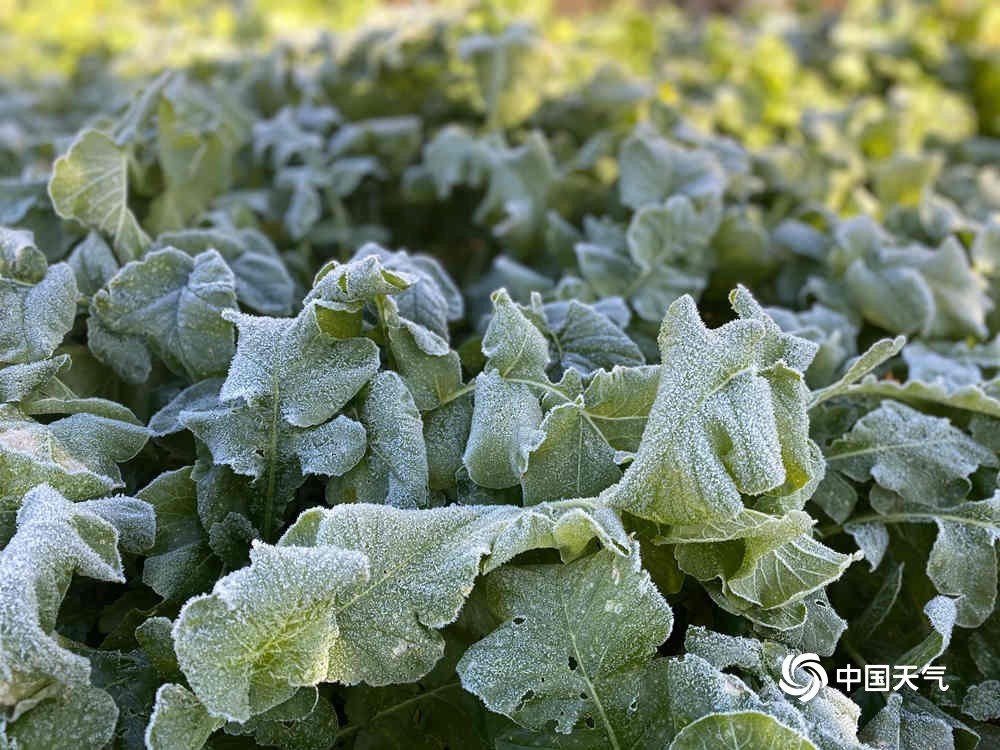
[457,543,672,738]
[88,248,238,384]
[601,286,820,525]
[0,485,152,707]
[171,541,370,722]
[463,370,544,489]
[220,303,379,429]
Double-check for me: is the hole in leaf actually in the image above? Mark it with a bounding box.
[579,691,589,700]
[513,615,526,625]
[585,717,596,729]
[568,655,578,671]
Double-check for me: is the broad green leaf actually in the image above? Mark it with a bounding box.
[138,467,220,602]
[626,195,722,271]
[338,637,500,750]
[668,711,817,750]
[483,289,550,382]
[173,541,370,721]
[662,509,859,612]
[220,305,379,429]
[809,336,905,407]
[224,687,340,750]
[145,683,224,750]
[2,686,118,750]
[536,298,645,377]
[602,287,820,525]
[618,132,725,210]
[962,681,1000,722]
[0,485,153,706]
[48,129,150,262]
[0,256,77,367]
[0,405,147,501]
[521,400,622,504]
[278,500,628,687]
[88,248,237,383]
[155,228,294,316]
[457,545,672,739]
[152,379,367,540]
[823,401,996,507]
[328,372,429,508]
[582,365,660,453]
[67,232,119,298]
[463,370,545,489]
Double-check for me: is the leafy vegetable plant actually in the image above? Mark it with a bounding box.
[1,0,1000,748]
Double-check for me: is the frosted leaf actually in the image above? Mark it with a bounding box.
[824,401,996,506]
[154,228,294,316]
[582,365,659,453]
[668,711,817,750]
[457,544,673,738]
[0,485,152,707]
[67,231,119,297]
[463,370,544,489]
[329,116,422,174]
[220,304,379,429]
[88,248,237,383]
[858,487,1000,628]
[626,195,722,271]
[145,683,224,750]
[422,125,488,199]
[306,254,413,338]
[0,356,69,405]
[618,132,726,210]
[663,509,859,611]
[0,227,47,282]
[482,289,550,382]
[153,379,367,540]
[809,336,905,407]
[962,681,1000,722]
[602,287,820,525]
[521,400,622,504]
[275,499,628,687]
[834,217,991,339]
[2,686,118,750]
[424,392,473,490]
[0,404,148,501]
[536,298,645,377]
[860,692,978,750]
[684,627,764,673]
[138,467,220,601]
[172,541,370,721]
[897,596,957,670]
[474,133,556,253]
[334,372,428,508]
[0,260,77,367]
[48,129,150,262]
[767,305,860,389]
[224,687,339,750]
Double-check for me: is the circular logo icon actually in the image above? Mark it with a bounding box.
[779,653,828,702]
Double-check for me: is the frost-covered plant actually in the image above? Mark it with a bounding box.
[2,1,1000,748]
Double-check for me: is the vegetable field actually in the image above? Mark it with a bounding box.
[1,0,999,748]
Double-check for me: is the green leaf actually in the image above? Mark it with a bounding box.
[521,400,622,504]
[173,541,370,722]
[327,372,429,507]
[483,289,550,382]
[48,129,150,262]
[145,683,225,750]
[154,228,294,316]
[823,401,996,508]
[88,248,237,383]
[602,287,820,525]
[618,132,725,210]
[0,257,77,367]
[2,686,118,750]
[457,545,672,739]
[138,467,220,601]
[582,365,659,453]
[0,404,147,502]
[0,485,153,707]
[667,711,817,750]
[221,305,379,429]
[463,370,545,490]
